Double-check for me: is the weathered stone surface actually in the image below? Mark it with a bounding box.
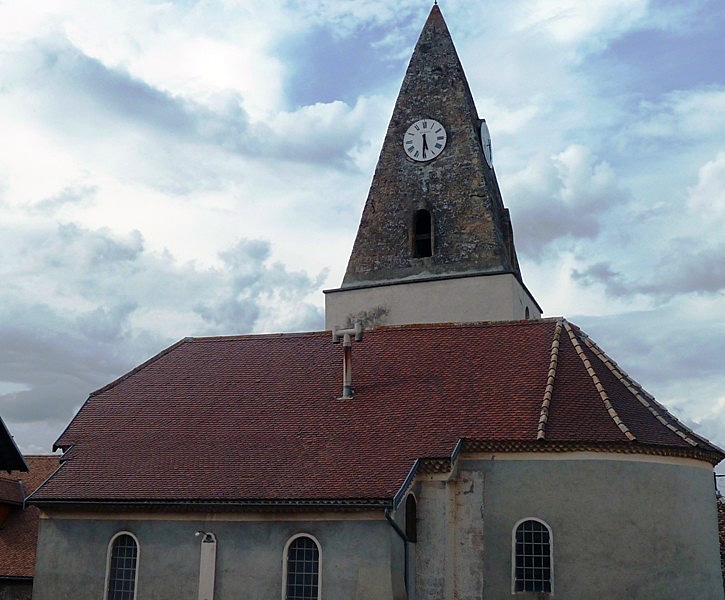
[342,5,519,287]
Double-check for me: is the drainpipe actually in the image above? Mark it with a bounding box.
[195,531,217,600]
[385,507,409,599]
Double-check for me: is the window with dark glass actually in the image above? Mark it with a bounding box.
[405,494,417,542]
[286,535,320,600]
[106,533,138,600]
[413,209,433,257]
[514,520,552,593]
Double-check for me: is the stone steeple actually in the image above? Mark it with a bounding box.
[325,5,540,328]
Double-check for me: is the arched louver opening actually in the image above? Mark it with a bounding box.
[405,494,417,543]
[413,209,433,258]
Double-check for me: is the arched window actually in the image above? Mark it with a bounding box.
[105,532,139,600]
[512,518,552,594]
[283,534,321,600]
[405,494,417,542]
[412,209,433,258]
[525,306,530,320]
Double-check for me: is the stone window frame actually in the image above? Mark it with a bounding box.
[510,517,554,595]
[282,533,322,600]
[104,531,140,600]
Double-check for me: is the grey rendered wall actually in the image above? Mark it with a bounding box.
[324,273,540,329]
[466,457,723,600]
[33,514,406,600]
[413,456,723,600]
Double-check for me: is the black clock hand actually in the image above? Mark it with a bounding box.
[422,133,429,158]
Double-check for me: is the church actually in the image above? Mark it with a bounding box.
[28,6,724,600]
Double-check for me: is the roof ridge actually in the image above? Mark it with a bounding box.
[563,321,636,441]
[186,330,325,342]
[579,333,702,448]
[374,317,562,332]
[537,318,564,440]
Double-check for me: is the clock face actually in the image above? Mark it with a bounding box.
[480,120,492,167]
[403,119,447,162]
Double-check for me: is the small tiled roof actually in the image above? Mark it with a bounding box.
[30,320,723,507]
[0,455,59,578]
[0,478,24,505]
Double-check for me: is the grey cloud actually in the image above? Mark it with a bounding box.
[514,202,602,255]
[76,302,139,343]
[571,262,635,298]
[193,238,326,333]
[4,36,370,184]
[572,242,725,299]
[47,45,193,133]
[32,185,97,215]
[0,301,155,426]
[509,146,630,256]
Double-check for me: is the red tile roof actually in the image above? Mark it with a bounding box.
[29,320,723,506]
[0,455,59,577]
[0,478,24,505]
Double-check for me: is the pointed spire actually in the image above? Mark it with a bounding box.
[341,4,520,287]
[324,5,539,329]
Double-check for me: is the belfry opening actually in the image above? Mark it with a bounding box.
[412,209,433,258]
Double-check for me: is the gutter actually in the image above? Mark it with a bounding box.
[27,497,391,511]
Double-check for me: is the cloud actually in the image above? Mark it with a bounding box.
[193,238,326,334]
[630,87,725,141]
[507,145,628,255]
[570,151,725,300]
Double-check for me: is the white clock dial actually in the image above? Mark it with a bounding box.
[403,119,447,162]
[480,120,492,167]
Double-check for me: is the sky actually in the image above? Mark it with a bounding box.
[0,0,723,482]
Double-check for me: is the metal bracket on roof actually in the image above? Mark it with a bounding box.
[332,322,364,399]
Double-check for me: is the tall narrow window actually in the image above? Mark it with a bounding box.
[405,494,417,542]
[105,532,139,600]
[284,534,321,600]
[512,519,552,594]
[413,209,433,258]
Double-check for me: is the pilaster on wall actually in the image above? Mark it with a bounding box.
[415,471,485,600]
[455,469,485,598]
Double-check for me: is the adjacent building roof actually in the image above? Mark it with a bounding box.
[30,319,723,507]
[0,416,27,473]
[719,497,725,589]
[0,455,59,578]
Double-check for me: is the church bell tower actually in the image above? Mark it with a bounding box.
[324,5,541,329]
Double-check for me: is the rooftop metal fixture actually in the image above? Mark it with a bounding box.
[332,322,364,399]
